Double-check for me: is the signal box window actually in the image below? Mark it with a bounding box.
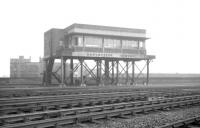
[139,41,145,49]
[72,36,83,47]
[84,36,102,47]
[122,40,138,49]
[104,39,121,48]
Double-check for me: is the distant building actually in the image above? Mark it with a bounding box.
[10,56,79,79]
[10,56,43,78]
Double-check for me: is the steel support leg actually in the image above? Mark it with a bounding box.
[99,60,102,86]
[147,59,149,85]
[112,61,114,84]
[96,60,99,85]
[116,60,119,85]
[64,59,66,84]
[126,61,129,84]
[60,57,66,87]
[132,61,135,85]
[80,59,83,85]
[80,59,85,86]
[105,60,109,85]
[45,58,54,86]
[70,58,73,85]
[43,59,48,86]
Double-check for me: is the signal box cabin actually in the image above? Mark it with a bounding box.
[43,24,155,86]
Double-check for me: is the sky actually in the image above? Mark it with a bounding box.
[0,0,200,77]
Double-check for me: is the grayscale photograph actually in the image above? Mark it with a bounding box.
[0,0,200,128]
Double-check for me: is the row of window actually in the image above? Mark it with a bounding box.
[71,36,145,49]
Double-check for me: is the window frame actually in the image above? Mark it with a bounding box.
[71,35,84,47]
[122,39,138,49]
[84,36,103,48]
[103,38,121,49]
[139,40,145,49]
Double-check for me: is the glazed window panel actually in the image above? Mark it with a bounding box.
[72,36,83,47]
[139,41,144,48]
[104,38,120,48]
[84,36,102,47]
[122,40,138,49]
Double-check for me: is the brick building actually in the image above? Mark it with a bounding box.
[10,56,43,78]
[10,56,78,80]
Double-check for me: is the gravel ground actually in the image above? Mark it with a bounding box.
[66,106,200,128]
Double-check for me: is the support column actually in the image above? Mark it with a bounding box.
[96,60,99,85]
[105,60,109,85]
[63,59,66,84]
[147,59,149,85]
[112,61,114,84]
[44,58,54,86]
[60,57,66,87]
[116,60,119,85]
[80,59,85,86]
[126,61,129,85]
[70,58,73,85]
[132,61,135,85]
[43,59,48,86]
[99,60,102,86]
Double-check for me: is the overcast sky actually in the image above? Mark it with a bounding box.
[0,0,200,77]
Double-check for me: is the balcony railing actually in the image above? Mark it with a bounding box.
[61,46,146,56]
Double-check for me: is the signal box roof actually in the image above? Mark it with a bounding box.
[65,23,147,39]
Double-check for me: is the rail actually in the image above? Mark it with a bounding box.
[0,95,200,128]
[0,92,194,116]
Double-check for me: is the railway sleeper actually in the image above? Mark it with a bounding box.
[0,97,198,116]
[1,90,195,99]
[0,96,198,116]
[0,92,177,106]
[0,94,180,111]
[1,98,200,127]
[0,93,137,104]
[0,106,183,128]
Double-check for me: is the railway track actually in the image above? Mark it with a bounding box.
[0,91,192,104]
[0,86,193,98]
[0,95,200,128]
[0,86,144,97]
[0,91,143,103]
[0,92,194,116]
[0,93,146,116]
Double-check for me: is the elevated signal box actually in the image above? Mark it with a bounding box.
[43,24,155,86]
